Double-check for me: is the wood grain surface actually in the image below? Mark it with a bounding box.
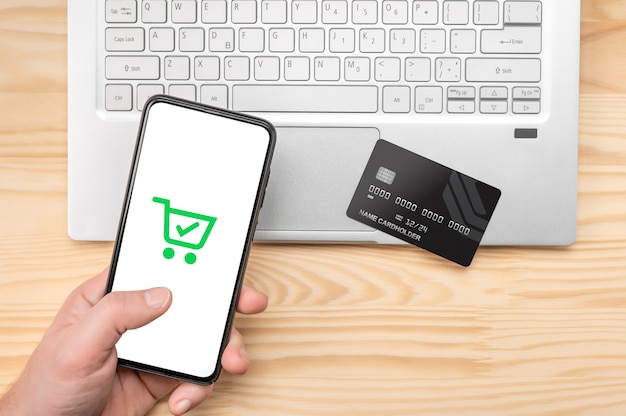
[2,1,626,415]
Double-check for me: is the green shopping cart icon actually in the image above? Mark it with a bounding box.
[153,197,217,265]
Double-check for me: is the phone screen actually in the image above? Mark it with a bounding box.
[107,96,274,383]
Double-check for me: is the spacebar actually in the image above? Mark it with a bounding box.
[232,85,378,113]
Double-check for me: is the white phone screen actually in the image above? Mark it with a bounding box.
[109,98,273,382]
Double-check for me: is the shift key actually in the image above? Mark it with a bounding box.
[466,58,541,82]
[105,56,160,80]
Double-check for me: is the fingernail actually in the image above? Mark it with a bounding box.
[144,287,170,308]
[175,399,192,415]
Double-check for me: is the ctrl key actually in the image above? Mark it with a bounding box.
[105,84,133,111]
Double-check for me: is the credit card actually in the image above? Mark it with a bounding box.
[347,139,501,266]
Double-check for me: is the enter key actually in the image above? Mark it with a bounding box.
[481,27,542,54]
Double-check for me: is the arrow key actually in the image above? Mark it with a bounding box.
[513,100,541,114]
[448,100,476,114]
[480,100,508,114]
[480,86,508,100]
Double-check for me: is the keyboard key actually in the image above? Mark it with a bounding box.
[194,56,220,80]
[169,84,196,101]
[481,27,542,54]
[383,86,411,113]
[209,28,235,52]
[254,56,280,81]
[164,56,190,80]
[405,57,431,81]
[390,29,416,53]
[480,100,508,114]
[480,86,508,99]
[448,86,475,99]
[105,28,144,52]
[224,56,250,80]
[352,1,378,24]
[239,28,265,52]
[415,86,443,113]
[201,0,227,23]
[299,28,325,52]
[292,0,318,23]
[284,56,310,81]
[450,29,476,54]
[513,87,541,100]
[466,58,541,82]
[382,1,408,24]
[322,1,348,24]
[200,85,228,108]
[270,28,295,52]
[345,57,371,81]
[375,57,401,82]
[262,0,287,23]
[504,1,542,24]
[232,0,257,23]
[513,101,540,114]
[105,84,133,110]
[435,58,461,82]
[412,1,438,25]
[106,56,160,79]
[448,100,475,114]
[443,1,469,25]
[137,84,164,110]
[314,57,340,81]
[232,85,378,112]
[106,0,137,23]
[473,1,499,25]
[149,28,174,51]
[141,0,167,23]
[171,0,197,23]
[330,29,355,53]
[420,29,446,53]
[179,28,205,52]
[359,29,385,53]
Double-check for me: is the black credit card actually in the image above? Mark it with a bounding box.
[347,139,501,267]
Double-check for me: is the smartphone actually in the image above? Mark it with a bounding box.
[106,95,275,385]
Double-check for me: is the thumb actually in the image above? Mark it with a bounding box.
[77,287,172,353]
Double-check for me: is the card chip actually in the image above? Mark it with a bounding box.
[376,167,396,185]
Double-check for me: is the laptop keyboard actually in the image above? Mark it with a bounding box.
[103,0,543,115]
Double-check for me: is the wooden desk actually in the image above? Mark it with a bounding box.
[1,1,626,414]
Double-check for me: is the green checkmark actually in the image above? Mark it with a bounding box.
[176,222,200,237]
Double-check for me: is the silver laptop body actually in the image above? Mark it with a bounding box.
[68,0,580,245]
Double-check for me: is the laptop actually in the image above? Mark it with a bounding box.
[68,0,580,245]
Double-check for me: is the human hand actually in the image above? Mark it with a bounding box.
[0,268,268,416]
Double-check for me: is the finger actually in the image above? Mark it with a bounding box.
[54,268,111,326]
[237,285,268,315]
[220,328,249,375]
[79,267,112,306]
[74,287,172,353]
[168,382,214,416]
[134,369,182,402]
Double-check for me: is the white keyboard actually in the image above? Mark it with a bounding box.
[102,0,543,115]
